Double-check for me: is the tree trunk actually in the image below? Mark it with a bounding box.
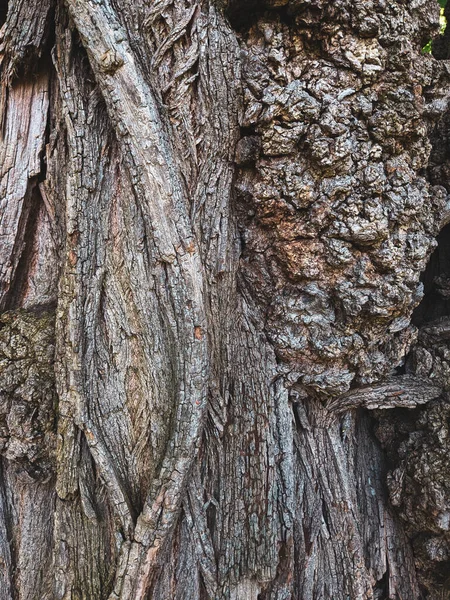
[1,0,450,598]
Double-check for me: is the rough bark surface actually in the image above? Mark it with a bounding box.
[1,1,450,599]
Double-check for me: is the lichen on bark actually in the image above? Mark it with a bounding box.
[0,309,56,479]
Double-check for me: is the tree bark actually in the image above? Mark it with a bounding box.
[1,1,450,599]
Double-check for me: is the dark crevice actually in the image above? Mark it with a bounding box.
[39,71,51,183]
[431,0,450,59]
[226,1,266,32]
[239,125,257,138]
[198,574,210,600]
[226,1,298,33]
[273,5,300,28]
[292,402,304,432]
[0,1,8,28]
[373,569,389,600]
[6,4,56,82]
[321,498,331,534]
[411,223,450,327]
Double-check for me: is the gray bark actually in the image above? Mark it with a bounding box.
[1,0,450,599]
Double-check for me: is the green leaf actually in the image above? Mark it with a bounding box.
[423,40,432,54]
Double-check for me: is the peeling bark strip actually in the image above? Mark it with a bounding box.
[327,375,443,412]
[0,74,49,309]
[1,0,450,599]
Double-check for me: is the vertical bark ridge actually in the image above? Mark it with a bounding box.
[0,461,13,599]
[55,1,210,596]
[292,405,418,599]
[54,436,118,600]
[3,471,55,600]
[53,16,134,531]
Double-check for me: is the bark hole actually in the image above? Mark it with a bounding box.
[411,223,450,326]
[226,1,298,32]
[226,1,265,31]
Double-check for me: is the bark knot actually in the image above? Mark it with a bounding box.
[99,49,124,74]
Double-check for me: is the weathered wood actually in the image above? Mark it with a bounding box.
[0,0,53,130]
[0,74,49,310]
[327,375,442,412]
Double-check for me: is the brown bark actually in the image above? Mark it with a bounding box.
[1,1,450,599]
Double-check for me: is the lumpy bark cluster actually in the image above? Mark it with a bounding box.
[236,0,448,394]
[1,0,450,599]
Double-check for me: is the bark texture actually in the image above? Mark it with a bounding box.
[1,0,450,599]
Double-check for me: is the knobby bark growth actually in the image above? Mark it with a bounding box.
[1,0,450,599]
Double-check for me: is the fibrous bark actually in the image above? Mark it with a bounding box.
[1,1,450,599]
